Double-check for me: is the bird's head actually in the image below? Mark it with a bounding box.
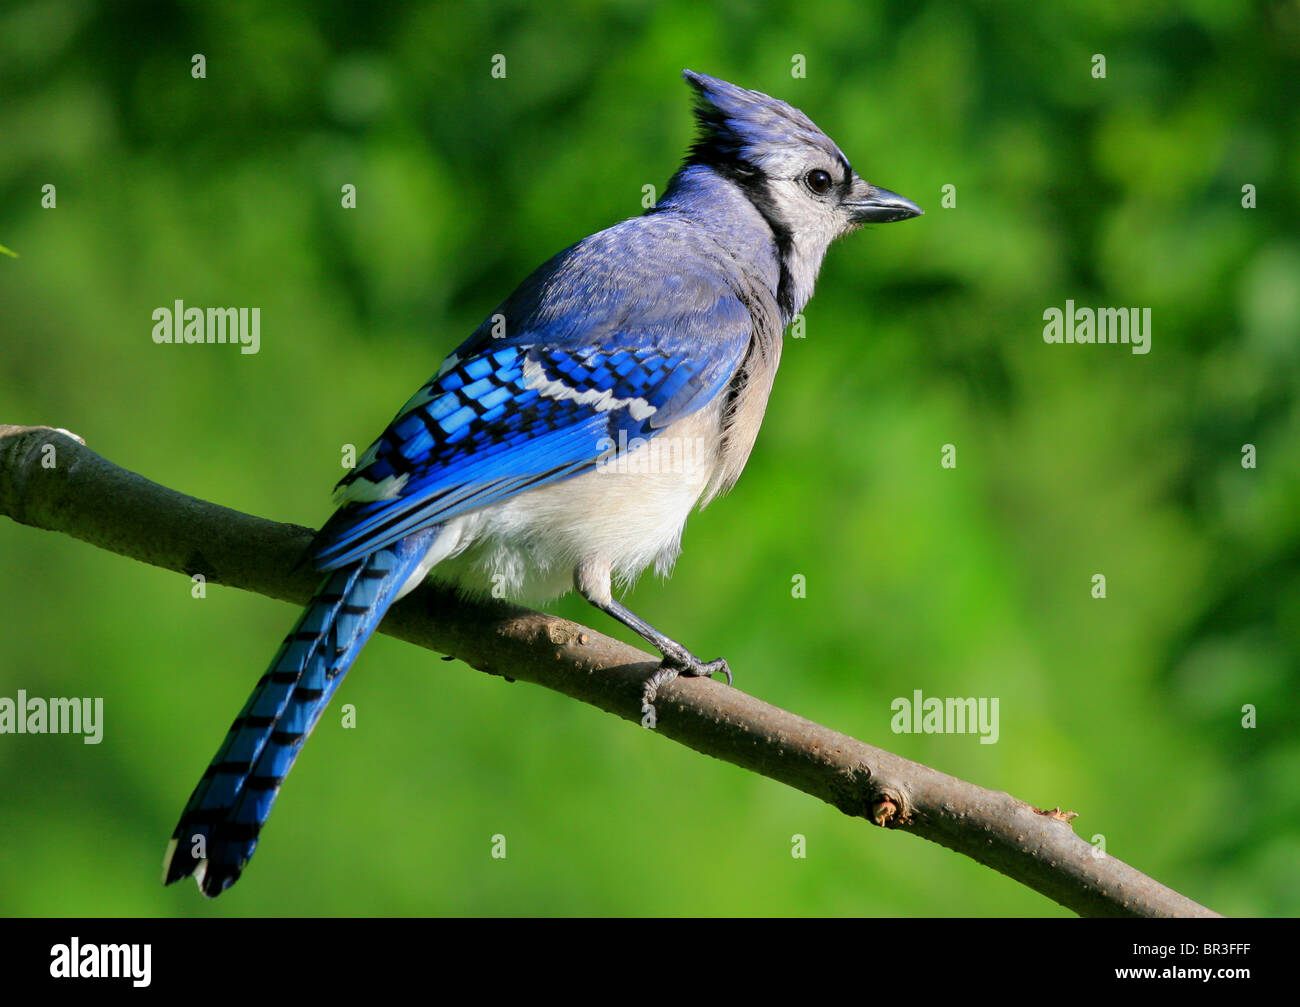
[677,69,921,317]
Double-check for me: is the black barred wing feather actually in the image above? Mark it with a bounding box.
[310,318,748,570]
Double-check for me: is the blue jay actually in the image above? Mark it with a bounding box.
[163,70,921,896]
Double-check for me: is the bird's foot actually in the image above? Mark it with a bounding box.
[641,649,732,708]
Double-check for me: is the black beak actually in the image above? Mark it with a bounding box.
[846,185,923,223]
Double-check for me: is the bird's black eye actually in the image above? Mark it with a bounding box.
[806,169,833,194]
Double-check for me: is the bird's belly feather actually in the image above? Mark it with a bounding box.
[412,407,723,603]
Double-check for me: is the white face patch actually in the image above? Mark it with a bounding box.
[521,356,658,421]
[764,175,846,317]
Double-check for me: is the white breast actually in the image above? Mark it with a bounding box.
[405,404,724,603]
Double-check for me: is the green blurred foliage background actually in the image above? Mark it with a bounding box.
[1,0,1298,917]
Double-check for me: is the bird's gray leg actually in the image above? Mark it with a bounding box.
[574,559,732,708]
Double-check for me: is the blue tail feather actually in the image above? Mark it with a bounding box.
[163,529,435,897]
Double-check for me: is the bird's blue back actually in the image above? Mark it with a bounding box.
[311,189,773,570]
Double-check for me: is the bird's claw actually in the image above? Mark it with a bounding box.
[642,653,732,709]
[690,657,732,686]
[641,665,678,709]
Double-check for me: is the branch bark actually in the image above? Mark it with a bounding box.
[0,423,1221,918]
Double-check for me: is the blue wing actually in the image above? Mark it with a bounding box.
[310,230,753,572]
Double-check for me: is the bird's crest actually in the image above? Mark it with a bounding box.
[681,69,850,179]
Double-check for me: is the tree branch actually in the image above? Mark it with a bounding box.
[0,423,1221,917]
